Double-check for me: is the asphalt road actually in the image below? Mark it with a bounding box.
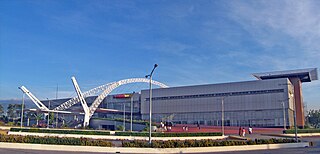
[217,136,320,154]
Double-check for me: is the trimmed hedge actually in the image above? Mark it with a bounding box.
[10,128,110,135]
[122,138,297,148]
[284,129,320,134]
[92,118,157,126]
[10,128,221,137]
[0,134,112,147]
[115,132,222,137]
[0,134,297,148]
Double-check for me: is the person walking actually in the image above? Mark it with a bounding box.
[248,126,252,134]
[239,126,242,137]
[242,127,246,137]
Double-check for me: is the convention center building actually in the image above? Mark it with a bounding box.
[48,68,318,128]
[140,68,317,128]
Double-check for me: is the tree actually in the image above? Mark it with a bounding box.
[0,104,4,115]
[307,109,320,128]
[7,104,22,123]
[0,104,4,122]
[31,112,43,126]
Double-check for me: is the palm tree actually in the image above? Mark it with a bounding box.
[25,111,34,127]
[32,113,43,126]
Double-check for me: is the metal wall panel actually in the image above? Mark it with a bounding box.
[140,78,293,127]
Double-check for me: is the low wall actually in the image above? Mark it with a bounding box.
[0,126,11,130]
[8,131,226,141]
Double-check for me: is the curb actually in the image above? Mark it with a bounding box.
[228,135,249,140]
[8,131,227,141]
[262,133,320,138]
[0,142,310,153]
[261,134,300,138]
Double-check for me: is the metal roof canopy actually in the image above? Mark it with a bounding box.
[252,68,318,82]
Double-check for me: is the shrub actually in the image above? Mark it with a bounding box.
[122,138,296,148]
[0,134,112,147]
[10,128,110,135]
[114,132,222,137]
[116,125,124,131]
[284,129,320,134]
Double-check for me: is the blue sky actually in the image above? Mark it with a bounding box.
[1,0,319,109]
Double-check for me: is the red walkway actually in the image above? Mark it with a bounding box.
[164,124,283,135]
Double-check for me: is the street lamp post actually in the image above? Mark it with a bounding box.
[20,93,25,128]
[282,101,286,130]
[278,99,288,130]
[145,64,158,144]
[47,98,50,129]
[123,103,126,132]
[279,82,297,142]
[221,97,225,136]
[130,92,134,132]
[291,93,298,142]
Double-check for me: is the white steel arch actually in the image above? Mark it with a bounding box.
[88,78,168,117]
[54,78,168,112]
[53,82,116,111]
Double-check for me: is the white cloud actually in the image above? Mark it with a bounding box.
[222,0,320,75]
[228,0,320,56]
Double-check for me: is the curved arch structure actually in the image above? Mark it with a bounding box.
[53,82,116,111]
[54,78,167,112]
[21,77,168,127]
[53,78,168,127]
[88,78,168,118]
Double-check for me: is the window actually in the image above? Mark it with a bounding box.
[145,89,284,101]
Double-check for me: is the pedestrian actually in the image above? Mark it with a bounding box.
[185,126,188,131]
[239,126,242,136]
[248,126,252,134]
[242,127,246,137]
[197,122,200,129]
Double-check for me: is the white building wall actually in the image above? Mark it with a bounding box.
[141,78,294,127]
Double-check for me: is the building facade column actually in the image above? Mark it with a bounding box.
[289,77,305,128]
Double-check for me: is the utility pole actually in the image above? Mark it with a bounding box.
[123,103,126,131]
[56,84,58,128]
[282,101,286,130]
[145,64,158,144]
[20,93,25,128]
[130,92,134,132]
[221,97,225,136]
[47,98,50,129]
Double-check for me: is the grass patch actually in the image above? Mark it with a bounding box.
[10,128,222,137]
[0,130,7,135]
[284,129,320,134]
